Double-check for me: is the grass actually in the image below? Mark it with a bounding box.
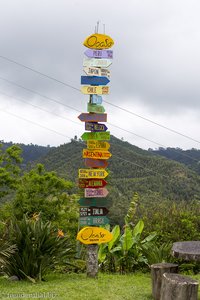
[0,272,199,300]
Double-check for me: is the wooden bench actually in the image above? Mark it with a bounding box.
[151,263,178,300]
[160,273,199,300]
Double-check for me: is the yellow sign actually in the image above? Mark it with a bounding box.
[77,226,113,244]
[83,33,114,50]
[83,149,112,160]
[79,169,108,179]
[81,86,109,95]
[87,140,110,150]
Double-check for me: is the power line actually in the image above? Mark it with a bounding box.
[0,78,198,164]
[0,55,199,145]
[0,108,169,179]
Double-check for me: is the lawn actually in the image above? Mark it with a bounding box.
[0,272,199,300]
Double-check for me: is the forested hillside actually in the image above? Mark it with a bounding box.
[36,136,200,225]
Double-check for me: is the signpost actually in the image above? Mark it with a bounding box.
[81,131,110,141]
[85,122,108,132]
[83,33,114,49]
[84,49,113,59]
[79,216,110,226]
[78,169,108,179]
[77,227,113,244]
[81,85,109,95]
[79,178,107,189]
[84,187,109,198]
[87,140,110,150]
[84,158,108,169]
[83,149,112,160]
[78,198,109,207]
[87,103,105,114]
[81,76,110,86]
[79,207,109,217]
[78,113,107,123]
[83,57,112,68]
[83,67,110,78]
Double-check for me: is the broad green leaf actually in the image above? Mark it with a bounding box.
[133,220,144,237]
[108,225,120,251]
[141,232,157,244]
[121,226,134,251]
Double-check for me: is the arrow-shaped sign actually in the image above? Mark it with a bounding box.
[78,198,109,207]
[81,76,110,86]
[84,188,109,198]
[91,95,103,105]
[79,207,109,217]
[87,140,110,150]
[78,113,107,123]
[84,49,113,59]
[83,67,110,79]
[83,149,112,160]
[87,103,105,114]
[85,122,108,132]
[79,178,107,189]
[81,86,109,95]
[83,57,112,68]
[81,131,110,141]
[84,158,108,169]
[78,169,108,179]
[79,216,110,226]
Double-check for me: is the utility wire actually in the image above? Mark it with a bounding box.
[0,108,169,179]
[0,55,199,144]
[0,78,198,164]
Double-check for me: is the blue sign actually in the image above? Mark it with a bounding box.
[91,95,103,105]
[81,76,110,86]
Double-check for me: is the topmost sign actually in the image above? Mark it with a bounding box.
[83,33,114,50]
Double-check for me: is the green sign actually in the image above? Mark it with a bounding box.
[81,131,110,141]
[87,103,105,113]
[78,198,109,207]
[79,216,109,226]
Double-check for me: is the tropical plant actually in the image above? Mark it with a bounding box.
[0,239,17,271]
[4,215,74,281]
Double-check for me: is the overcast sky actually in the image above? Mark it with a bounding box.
[0,0,200,150]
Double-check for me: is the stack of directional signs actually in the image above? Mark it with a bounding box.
[77,32,114,244]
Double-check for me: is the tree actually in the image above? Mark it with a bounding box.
[0,144,22,201]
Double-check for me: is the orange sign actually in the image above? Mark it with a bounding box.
[83,149,112,160]
[77,226,113,244]
[83,33,114,50]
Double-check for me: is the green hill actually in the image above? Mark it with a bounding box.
[36,136,200,225]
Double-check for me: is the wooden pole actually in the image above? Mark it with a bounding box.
[86,244,98,278]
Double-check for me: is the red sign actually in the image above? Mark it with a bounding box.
[79,179,107,189]
[84,158,108,169]
[78,113,107,123]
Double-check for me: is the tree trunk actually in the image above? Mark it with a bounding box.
[86,244,98,278]
[151,263,178,300]
[160,273,199,300]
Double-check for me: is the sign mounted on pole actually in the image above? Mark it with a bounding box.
[87,103,105,114]
[78,198,109,207]
[78,113,107,123]
[84,158,108,169]
[79,178,107,189]
[84,187,109,198]
[79,216,110,226]
[83,57,112,68]
[81,131,110,141]
[83,33,114,49]
[83,149,112,160]
[77,226,113,244]
[83,67,110,79]
[84,49,113,59]
[85,122,108,132]
[81,76,110,86]
[87,140,110,150]
[78,169,108,179]
[81,86,109,95]
[91,95,103,105]
[79,207,109,217]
